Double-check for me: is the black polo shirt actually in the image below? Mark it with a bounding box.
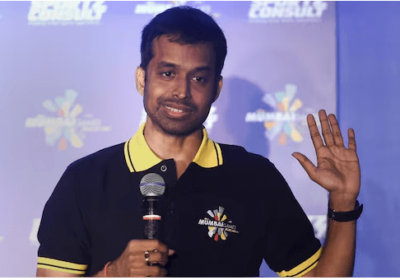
[37,124,322,277]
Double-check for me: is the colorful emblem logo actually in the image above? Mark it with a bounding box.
[198,206,239,241]
[245,84,318,145]
[25,89,111,150]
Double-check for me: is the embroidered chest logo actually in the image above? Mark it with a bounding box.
[198,206,239,241]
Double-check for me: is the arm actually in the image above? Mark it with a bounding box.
[292,110,361,277]
[36,240,174,277]
[36,268,78,277]
[303,197,357,277]
[35,165,90,277]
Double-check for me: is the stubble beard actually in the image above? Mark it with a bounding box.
[143,92,210,137]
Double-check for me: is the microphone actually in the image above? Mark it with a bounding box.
[140,173,166,240]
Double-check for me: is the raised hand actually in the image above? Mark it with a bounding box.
[292,110,360,206]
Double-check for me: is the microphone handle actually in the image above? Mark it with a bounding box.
[142,196,161,240]
[143,196,163,266]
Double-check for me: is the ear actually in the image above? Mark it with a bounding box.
[135,66,146,96]
[213,76,223,102]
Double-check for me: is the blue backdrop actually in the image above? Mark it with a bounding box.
[337,1,400,277]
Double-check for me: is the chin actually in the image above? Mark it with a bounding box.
[160,121,203,137]
[146,109,208,136]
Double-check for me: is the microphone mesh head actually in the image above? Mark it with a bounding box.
[140,173,166,196]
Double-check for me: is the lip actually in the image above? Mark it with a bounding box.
[163,103,194,112]
[162,104,193,118]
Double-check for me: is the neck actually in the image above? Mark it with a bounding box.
[143,119,203,165]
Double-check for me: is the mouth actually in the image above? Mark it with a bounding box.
[165,106,185,113]
[162,105,193,118]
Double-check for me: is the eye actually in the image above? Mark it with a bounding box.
[161,72,173,77]
[193,76,206,83]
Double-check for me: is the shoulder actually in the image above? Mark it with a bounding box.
[50,142,127,202]
[60,143,127,187]
[67,142,125,173]
[217,143,290,195]
[218,143,276,172]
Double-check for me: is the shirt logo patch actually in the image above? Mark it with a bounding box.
[198,206,239,241]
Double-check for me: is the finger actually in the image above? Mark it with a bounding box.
[319,110,334,146]
[149,240,169,253]
[328,114,344,147]
[307,114,324,150]
[128,239,169,254]
[147,250,169,267]
[168,249,175,256]
[292,152,317,181]
[347,128,357,151]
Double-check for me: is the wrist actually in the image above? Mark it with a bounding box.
[104,261,112,277]
[328,193,357,211]
[328,199,363,222]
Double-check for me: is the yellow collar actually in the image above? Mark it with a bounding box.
[124,123,223,172]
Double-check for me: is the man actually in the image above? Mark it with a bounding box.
[36,6,362,277]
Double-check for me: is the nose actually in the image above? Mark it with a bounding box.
[172,76,191,100]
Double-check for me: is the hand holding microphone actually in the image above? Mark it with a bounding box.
[101,173,174,277]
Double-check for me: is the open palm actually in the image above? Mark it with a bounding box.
[292,110,360,198]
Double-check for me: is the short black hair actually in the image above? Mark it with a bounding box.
[140,6,227,77]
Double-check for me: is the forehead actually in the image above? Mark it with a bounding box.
[150,35,215,69]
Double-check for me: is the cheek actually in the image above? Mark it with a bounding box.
[145,82,163,101]
[193,86,216,103]
[146,76,174,98]
[192,95,214,114]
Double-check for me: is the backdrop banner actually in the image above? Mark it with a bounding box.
[0,1,336,276]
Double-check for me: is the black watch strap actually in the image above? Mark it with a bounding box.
[328,200,363,222]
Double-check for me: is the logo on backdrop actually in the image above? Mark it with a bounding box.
[25,89,111,150]
[139,105,219,133]
[308,215,327,240]
[245,84,318,145]
[248,1,328,23]
[134,1,220,18]
[27,1,107,26]
[29,218,41,246]
[198,206,239,242]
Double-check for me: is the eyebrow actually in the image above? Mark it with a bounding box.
[157,61,177,69]
[157,61,212,72]
[195,66,212,72]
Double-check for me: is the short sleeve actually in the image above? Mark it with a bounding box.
[263,163,322,277]
[37,165,90,275]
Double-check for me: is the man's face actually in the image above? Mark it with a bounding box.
[138,35,222,136]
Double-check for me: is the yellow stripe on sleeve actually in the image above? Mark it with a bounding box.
[37,257,87,271]
[37,264,86,275]
[295,259,318,277]
[277,247,322,277]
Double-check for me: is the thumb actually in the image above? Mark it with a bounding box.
[292,152,305,163]
[168,249,175,256]
[292,152,317,180]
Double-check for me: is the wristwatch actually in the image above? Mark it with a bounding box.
[328,200,363,222]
